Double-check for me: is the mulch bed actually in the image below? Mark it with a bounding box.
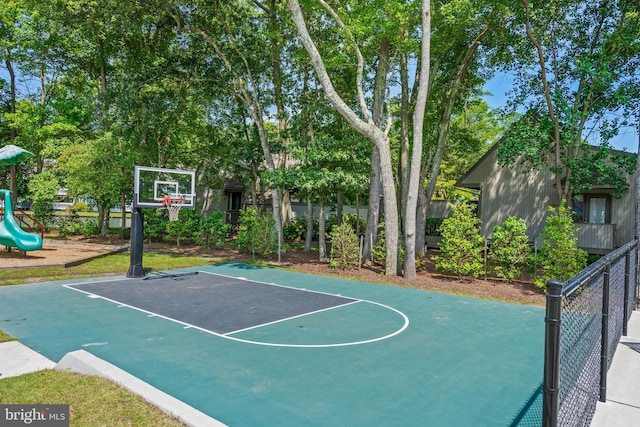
[16,235,545,307]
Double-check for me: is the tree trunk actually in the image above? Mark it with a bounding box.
[404,0,430,279]
[363,147,381,261]
[5,57,17,209]
[288,0,398,275]
[415,185,428,254]
[398,51,411,229]
[420,19,490,256]
[99,205,110,236]
[318,198,326,261]
[374,132,399,275]
[250,162,259,208]
[6,57,15,141]
[363,38,390,264]
[304,199,314,252]
[121,193,127,230]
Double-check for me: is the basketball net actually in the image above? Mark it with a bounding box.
[162,196,185,222]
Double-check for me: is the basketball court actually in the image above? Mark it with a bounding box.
[0,262,544,426]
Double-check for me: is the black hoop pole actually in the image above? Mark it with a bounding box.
[543,279,563,427]
[127,204,145,278]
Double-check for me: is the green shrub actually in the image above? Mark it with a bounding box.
[56,217,83,237]
[370,222,387,264]
[536,205,588,290]
[28,171,59,229]
[80,219,100,237]
[342,213,366,235]
[66,202,91,218]
[283,217,311,241]
[370,222,404,270]
[489,216,530,282]
[143,208,168,242]
[237,207,277,257]
[434,202,484,278]
[165,209,200,246]
[325,213,366,237]
[329,222,359,269]
[197,210,231,249]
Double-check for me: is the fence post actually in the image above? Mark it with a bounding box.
[624,252,631,336]
[600,264,611,402]
[543,279,563,427]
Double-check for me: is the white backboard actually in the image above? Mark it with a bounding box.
[134,166,195,209]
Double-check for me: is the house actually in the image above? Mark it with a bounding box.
[456,143,637,255]
[198,177,245,226]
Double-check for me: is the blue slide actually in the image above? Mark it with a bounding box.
[0,189,43,252]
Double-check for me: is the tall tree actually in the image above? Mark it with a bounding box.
[499,0,640,203]
[288,0,403,275]
[166,0,295,261]
[403,0,431,279]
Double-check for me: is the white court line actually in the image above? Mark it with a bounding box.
[62,273,410,348]
[196,270,359,301]
[223,300,361,336]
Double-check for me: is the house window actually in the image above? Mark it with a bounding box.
[228,192,242,211]
[573,194,611,224]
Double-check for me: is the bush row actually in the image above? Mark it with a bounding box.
[433,202,588,290]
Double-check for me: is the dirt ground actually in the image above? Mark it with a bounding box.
[0,239,127,268]
[1,235,546,306]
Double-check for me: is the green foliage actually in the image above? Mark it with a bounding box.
[329,222,359,269]
[143,209,168,243]
[165,209,201,247]
[325,213,366,237]
[425,217,445,236]
[236,207,277,257]
[370,222,404,270]
[341,213,366,236]
[27,171,60,228]
[489,216,530,282]
[79,219,100,237]
[536,205,588,290]
[197,211,231,249]
[66,202,91,217]
[434,202,485,278]
[283,216,315,241]
[55,217,82,237]
[500,1,640,202]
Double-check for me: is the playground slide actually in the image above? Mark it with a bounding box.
[0,189,43,252]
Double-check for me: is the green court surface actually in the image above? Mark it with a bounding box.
[0,263,544,426]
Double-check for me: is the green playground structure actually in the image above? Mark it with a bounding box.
[0,188,43,252]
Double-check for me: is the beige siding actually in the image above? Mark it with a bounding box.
[576,224,616,252]
[610,177,636,246]
[462,144,637,253]
[479,162,559,241]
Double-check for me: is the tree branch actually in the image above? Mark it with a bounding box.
[317,0,372,124]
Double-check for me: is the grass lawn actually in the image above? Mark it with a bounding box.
[0,371,186,426]
[0,251,221,425]
[0,330,17,342]
[0,252,219,286]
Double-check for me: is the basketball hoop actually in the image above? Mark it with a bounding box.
[162,196,185,221]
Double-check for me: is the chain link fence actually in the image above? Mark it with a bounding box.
[543,240,638,427]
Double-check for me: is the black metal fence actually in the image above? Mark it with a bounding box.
[543,239,638,427]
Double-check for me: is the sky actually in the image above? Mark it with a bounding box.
[482,72,639,153]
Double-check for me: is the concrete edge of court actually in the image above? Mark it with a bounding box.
[0,341,56,378]
[54,350,228,427]
[0,342,226,427]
